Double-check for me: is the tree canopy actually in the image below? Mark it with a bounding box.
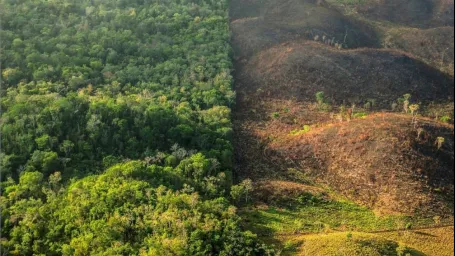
[0,0,272,254]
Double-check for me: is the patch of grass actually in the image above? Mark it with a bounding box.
[282,240,302,254]
[378,227,455,256]
[353,112,369,119]
[241,195,441,236]
[283,232,422,256]
[290,125,311,136]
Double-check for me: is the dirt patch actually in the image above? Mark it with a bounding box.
[279,226,454,256]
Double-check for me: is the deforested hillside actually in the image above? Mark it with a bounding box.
[272,114,454,215]
[384,26,455,76]
[230,0,455,255]
[230,0,379,58]
[356,0,454,28]
[241,42,453,107]
[327,0,455,76]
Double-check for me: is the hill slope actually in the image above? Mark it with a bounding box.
[240,42,454,107]
[230,0,455,253]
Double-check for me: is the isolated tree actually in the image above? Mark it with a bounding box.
[436,137,445,150]
[409,104,420,116]
[316,91,325,105]
[403,94,412,113]
[409,104,420,127]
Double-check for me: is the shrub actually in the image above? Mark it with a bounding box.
[290,125,311,136]
[440,115,452,123]
[316,91,326,105]
[409,104,420,115]
[353,112,368,119]
[283,240,300,252]
[403,94,412,113]
[297,192,326,206]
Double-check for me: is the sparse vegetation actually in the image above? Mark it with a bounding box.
[281,232,420,256]
[290,125,311,136]
[353,112,369,119]
[231,0,454,255]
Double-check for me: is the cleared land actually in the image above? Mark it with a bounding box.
[230,0,455,254]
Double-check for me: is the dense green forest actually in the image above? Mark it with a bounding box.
[0,0,272,254]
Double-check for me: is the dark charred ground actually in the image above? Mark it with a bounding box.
[230,0,454,217]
